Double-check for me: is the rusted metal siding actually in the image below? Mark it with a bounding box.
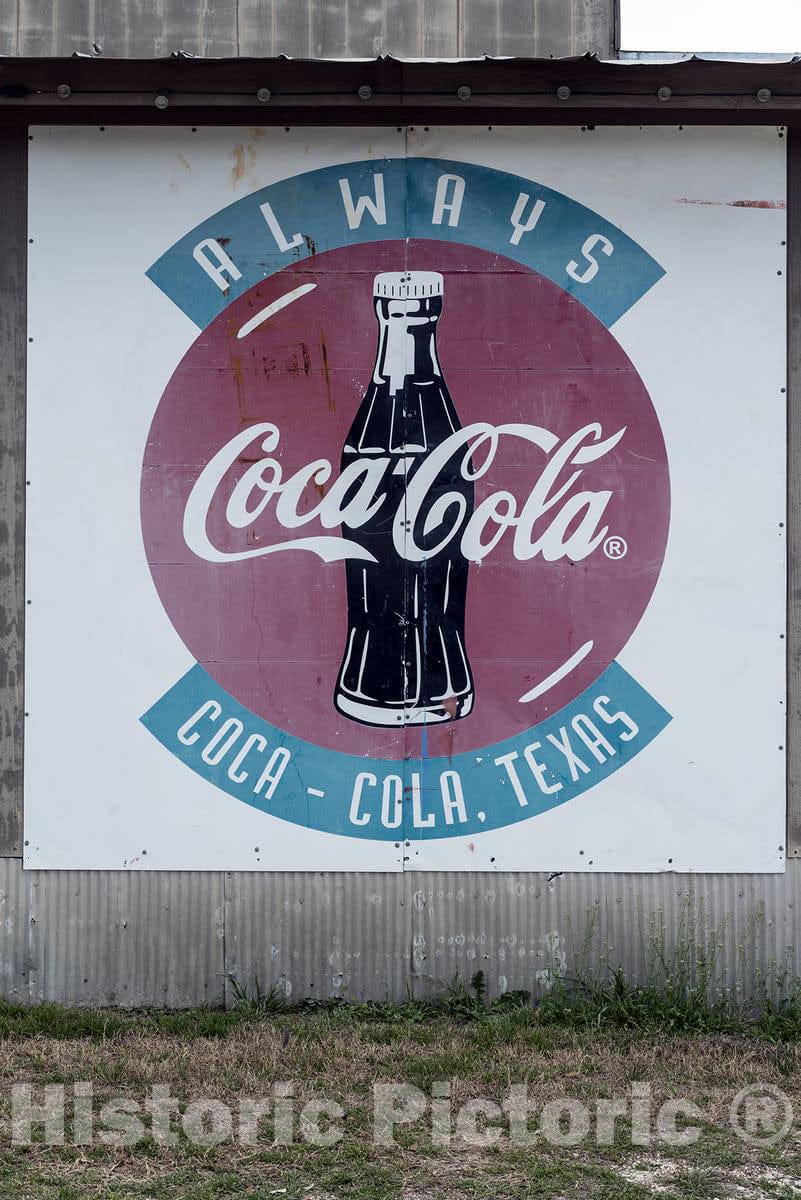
[0,860,33,1001]
[14,1,239,58]
[19,869,227,1007]
[1,0,615,58]
[411,871,801,998]
[0,861,795,1006]
[224,873,412,1001]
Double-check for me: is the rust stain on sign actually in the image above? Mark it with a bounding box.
[677,197,786,209]
[320,335,334,413]
[231,144,257,188]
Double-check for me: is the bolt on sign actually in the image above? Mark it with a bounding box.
[24,127,785,871]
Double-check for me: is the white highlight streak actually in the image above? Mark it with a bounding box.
[518,640,594,704]
[237,283,317,339]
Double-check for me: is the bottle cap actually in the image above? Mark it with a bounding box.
[373,271,443,298]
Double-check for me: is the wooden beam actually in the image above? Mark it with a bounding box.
[787,128,801,857]
[0,127,26,857]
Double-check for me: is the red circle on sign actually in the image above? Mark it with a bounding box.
[142,240,669,759]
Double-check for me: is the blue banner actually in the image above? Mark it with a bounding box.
[147,157,664,330]
[141,662,671,841]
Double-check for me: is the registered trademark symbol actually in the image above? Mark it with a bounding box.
[603,535,628,560]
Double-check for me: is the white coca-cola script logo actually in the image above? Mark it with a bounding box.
[183,420,625,566]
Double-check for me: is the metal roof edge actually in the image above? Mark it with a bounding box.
[1,53,800,126]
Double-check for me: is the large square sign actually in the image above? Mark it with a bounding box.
[25,126,786,870]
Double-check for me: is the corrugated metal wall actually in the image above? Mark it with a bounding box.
[2,3,798,1011]
[0,861,795,1007]
[0,0,615,58]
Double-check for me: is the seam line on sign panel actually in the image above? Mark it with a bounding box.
[402,126,412,862]
[519,640,595,704]
[236,284,317,339]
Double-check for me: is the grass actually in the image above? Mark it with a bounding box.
[0,979,799,1045]
[224,965,801,1041]
[0,995,796,1198]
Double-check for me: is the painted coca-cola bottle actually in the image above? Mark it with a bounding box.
[334,270,475,727]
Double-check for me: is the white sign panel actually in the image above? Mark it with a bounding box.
[24,126,786,871]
